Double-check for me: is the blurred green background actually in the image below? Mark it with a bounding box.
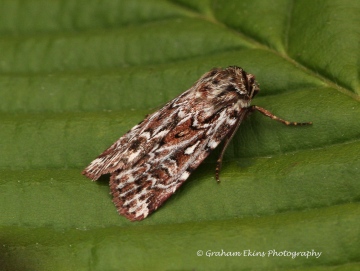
[0,0,359,270]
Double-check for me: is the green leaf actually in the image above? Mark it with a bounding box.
[0,0,359,270]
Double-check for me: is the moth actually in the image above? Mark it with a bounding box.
[83,66,311,221]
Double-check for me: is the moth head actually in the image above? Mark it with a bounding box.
[224,66,260,100]
[195,66,260,105]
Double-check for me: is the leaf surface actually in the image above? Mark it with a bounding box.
[0,0,359,270]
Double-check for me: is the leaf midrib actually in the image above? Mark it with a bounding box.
[169,2,359,99]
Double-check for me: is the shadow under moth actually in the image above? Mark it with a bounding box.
[83,66,312,221]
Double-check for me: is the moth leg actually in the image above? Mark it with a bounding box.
[215,115,245,182]
[215,106,311,182]
[251,105,312,126]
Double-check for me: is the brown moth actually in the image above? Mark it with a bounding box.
[83,66,311,221]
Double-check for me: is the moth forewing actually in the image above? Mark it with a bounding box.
[83,66,311,221]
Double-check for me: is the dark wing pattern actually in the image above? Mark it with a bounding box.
[82,89,192,181]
